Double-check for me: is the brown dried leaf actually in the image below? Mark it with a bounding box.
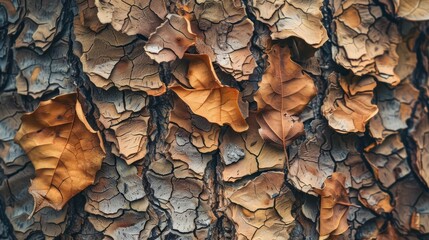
[318,172,352,240]
[255,44,315,146]
[94,0,167,37]
[255,45,317,115]
[322,73,378,133]
[171,54,248,132]
[145,14,196,63]
[249,0,328,48]
[14,93,106,213]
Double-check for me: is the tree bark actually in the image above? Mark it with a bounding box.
[1,0,429,239]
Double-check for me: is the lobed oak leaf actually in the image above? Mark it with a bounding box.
[255,44,315,147]
[14,93,106,214]
[317,172,353,240]
[170,54,248,132]
[145,14,196,63]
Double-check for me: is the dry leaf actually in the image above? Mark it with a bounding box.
[145,14,196,63]
[171,54,248,132]
[14,93,106,213]
[317,172,352,240]
[255,44,315,146]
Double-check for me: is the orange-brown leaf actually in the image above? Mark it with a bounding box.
[318,172,351,240]
[14,93,106,214]
[255,44,315,146]
[171,54,248,132]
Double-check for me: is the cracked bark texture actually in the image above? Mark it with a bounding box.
[0,0,429,239]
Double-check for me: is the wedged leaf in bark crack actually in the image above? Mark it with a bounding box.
[0,163,67,239]
[182,0,257,81]
[171,54,248,132]
[322,73,378,133]
[317,172,352,240]
[364,134,410,188]
[249,0,328,48]
[92,87,149,164]
[331,0,401,85]
[224,172,296,240]
[74,3,166,95]
[145,14,196,63]
[14,93,106,213]
[220,114,285,182]
[255,44,315,146]
[410,104,429,188]
[94,0,167,37]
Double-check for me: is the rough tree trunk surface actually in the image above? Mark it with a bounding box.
[0,0,429,239]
